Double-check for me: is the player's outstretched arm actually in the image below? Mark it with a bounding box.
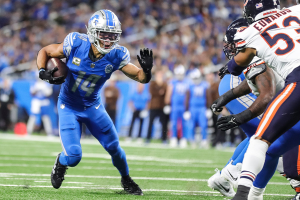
[120,48,153,84]
[217,66,276,131]
[36,43,65,84]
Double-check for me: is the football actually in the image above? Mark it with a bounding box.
[47,58,68,79]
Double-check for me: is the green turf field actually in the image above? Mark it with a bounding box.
[0,134,294,199]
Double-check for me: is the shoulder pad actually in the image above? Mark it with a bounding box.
[244,61,266,80]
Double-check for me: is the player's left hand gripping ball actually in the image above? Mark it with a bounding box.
[218,63,230,79]
[39,68,65,85]
[216,115,241,131]
[137,48,153,83]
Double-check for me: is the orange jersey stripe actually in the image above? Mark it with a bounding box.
[297,146,300,175]
[255,83,296,138]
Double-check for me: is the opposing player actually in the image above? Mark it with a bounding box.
[208,17,284,197]
[218,1,300,199]
[36,10,153,195]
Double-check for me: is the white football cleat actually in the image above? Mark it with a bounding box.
[248,185,265,200]
[221,161,242,188]
[169,137,178,148]
[200,139,209,149]
[207,169,236,197]
[179,138,187,148]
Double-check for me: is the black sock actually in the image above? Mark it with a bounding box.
[235,185,250,198]
[122,175,131,180]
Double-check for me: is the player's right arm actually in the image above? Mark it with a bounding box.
[216,66,277,131]
[36,43,65,84]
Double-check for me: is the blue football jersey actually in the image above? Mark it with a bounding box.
[170,79,189,109]
[189,81,209,108]
[59,32,130,107]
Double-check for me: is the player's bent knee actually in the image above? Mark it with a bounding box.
[67,145,82,167]
[104,140,121,156]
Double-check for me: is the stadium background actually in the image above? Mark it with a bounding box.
[0,0,298,199]
[0,0,294,144]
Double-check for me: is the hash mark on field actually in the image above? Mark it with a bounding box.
[0,184,294,197]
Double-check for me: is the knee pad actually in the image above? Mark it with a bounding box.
[104,140,121,157]
[67,145,82,167]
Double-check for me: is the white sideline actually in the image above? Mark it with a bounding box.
[0,184,294,197]
[0,173,290,185]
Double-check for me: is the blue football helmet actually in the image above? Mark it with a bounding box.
[243,0,280,24]
[223,18,249,60]
[87,10,122,55]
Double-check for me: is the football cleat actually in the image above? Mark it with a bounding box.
[51,153,68,189]
[169,137,178,148]
[248,185,265,200]
[292,192,300,200]
[121,176,143,195]
[232,185,250,200]
[221,161,242,188]
[208,169,236,197]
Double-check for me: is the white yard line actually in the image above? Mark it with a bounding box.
[0,183,293,197]
[0,173,290,185]
[0,163,215,173]
[0,157,221,168]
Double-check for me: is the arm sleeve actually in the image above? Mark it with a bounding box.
[63,32,82,59]
[118,46,131,69]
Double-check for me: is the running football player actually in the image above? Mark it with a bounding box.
[36,10,153,195]
[218,1,300,199]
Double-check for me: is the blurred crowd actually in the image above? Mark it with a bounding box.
[0,0,294,147]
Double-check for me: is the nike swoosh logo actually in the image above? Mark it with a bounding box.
[228,171,238,181]
[95,104,100,109]
[215,182,230,193]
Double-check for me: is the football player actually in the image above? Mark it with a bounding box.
[186,68,209,147]
[36,10,153,195]
[208,17,284,197]
[165,65,189,148]
[218,1,300,199]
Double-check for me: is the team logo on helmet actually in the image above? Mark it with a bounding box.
[105,64,113,73]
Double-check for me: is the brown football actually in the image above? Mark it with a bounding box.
[47,58,68,79]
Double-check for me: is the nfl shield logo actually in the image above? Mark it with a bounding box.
[256,3,263,9]
[105,65,113,73]
[90,63,95,68]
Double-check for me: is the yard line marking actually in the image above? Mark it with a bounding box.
[0,184,294,197]
[0,173,291,185]
[34,181,93,184]
[0,163,215,173]
[0,157,220,168]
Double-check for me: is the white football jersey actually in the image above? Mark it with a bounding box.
[243,57,285,97]
[235,5,300,79]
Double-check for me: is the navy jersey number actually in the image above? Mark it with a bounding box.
[260,16,300,55]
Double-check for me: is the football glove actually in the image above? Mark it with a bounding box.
[217,115,241,131]
[210,89,235,115]
[39,68,65,85]
[137,48,153,83]
[218,63,230,79]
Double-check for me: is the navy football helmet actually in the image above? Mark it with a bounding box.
[244,0,280,24]
[223,18,249,60]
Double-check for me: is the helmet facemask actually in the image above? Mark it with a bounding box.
[223,41,238,60]
[87,27,121,55]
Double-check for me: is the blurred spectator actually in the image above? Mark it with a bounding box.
[146,69,168,143]
[27,79,53,136]
[127,83,149,140]
[0,78,15,131]
[165,65,189,148]
[186,69,209,148]
[104,76,119,124]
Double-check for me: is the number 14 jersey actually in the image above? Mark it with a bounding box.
[60,32,130,107]
[234,5,300,79]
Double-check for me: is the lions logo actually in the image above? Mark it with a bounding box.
[105,65,113,73]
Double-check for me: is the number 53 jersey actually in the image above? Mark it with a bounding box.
[59,32,130,107]
[234,5,300,79]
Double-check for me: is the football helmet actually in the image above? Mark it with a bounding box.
[223,18,249,60]
[87,10,122,55]
[243,0,280,24]
[189,68,202,84]
[174,65,186,80]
